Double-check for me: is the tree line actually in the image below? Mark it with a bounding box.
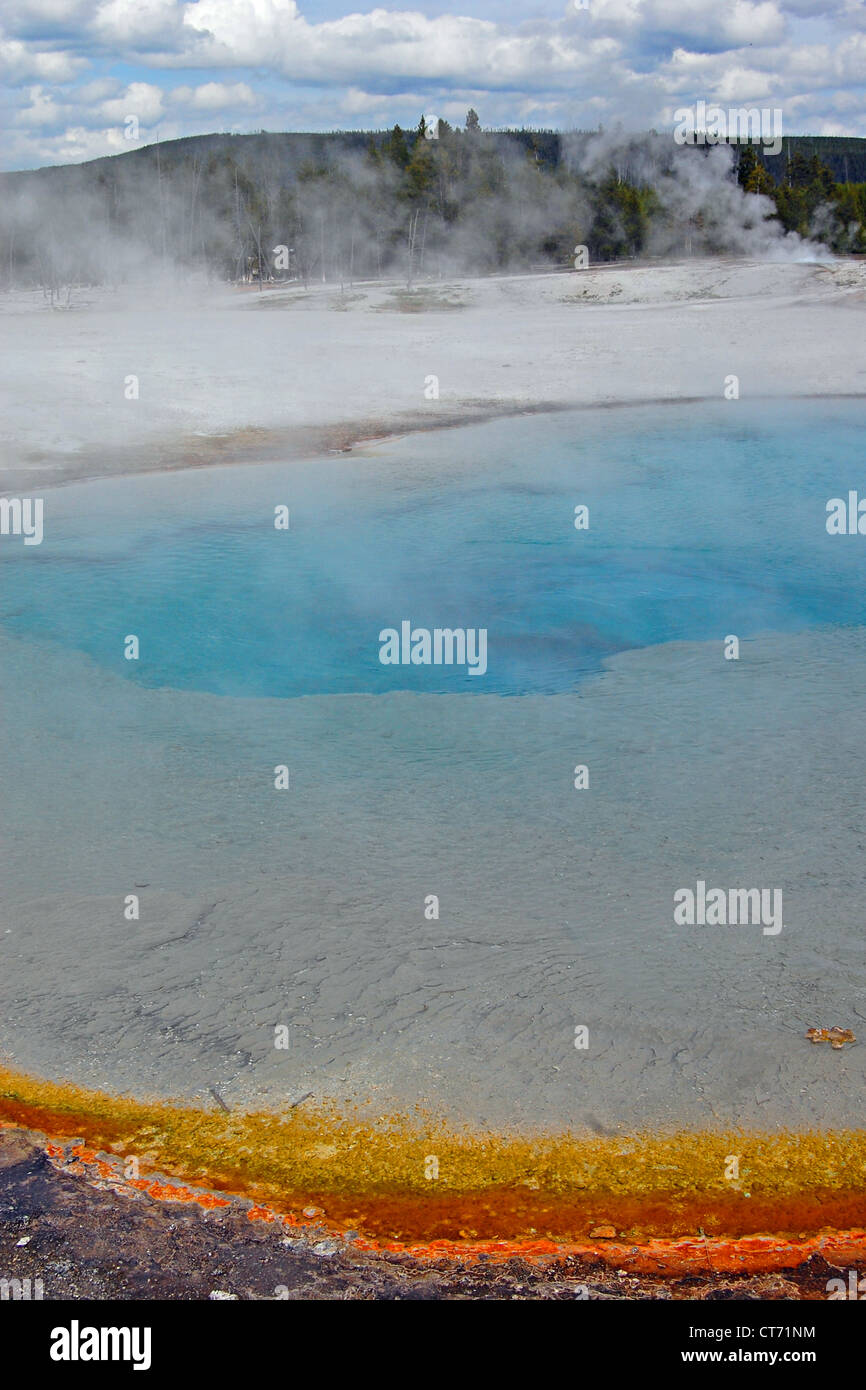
[737,145,866,251]
[1,115,864,298]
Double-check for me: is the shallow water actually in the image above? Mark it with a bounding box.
[3,401,866,696]
[1,401,865,1131]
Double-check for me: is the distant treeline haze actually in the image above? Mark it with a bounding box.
[2,116,865,296]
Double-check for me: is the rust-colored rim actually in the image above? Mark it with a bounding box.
[3,1064,865,1274]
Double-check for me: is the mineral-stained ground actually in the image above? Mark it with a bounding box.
[0,1128,844,1302]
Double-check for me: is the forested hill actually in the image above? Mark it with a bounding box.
[2,121,865,295]
[10,128,866,186]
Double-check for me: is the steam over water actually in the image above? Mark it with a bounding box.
[2,401,865,1132]
[3,402,865,694]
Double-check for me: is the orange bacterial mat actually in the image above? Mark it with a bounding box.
[2,1065,865,1273]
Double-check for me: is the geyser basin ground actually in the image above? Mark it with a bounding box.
[1,401,865,1148]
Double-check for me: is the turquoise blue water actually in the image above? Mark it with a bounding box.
[3,399,866,1126]
[2,400,864,696]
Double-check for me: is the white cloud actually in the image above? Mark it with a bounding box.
[341,86,385,114]
[14,84,63,126]
[171,80,257,109]
[93,0,186,48]
[834,31,866,81]
[2,1,99,34]
[99,80,165,122]
[0,0,865,169]
[583,0,786,49]
[0,36,84,81]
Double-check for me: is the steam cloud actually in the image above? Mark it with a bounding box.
[0,125,828,303]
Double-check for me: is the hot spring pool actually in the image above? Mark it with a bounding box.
[3,400,866,696]
[1,399,865,1132]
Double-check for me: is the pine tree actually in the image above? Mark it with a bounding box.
[388,125,410,168]
[737,143,758,188]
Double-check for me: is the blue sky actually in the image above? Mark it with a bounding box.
[1,0,864,170]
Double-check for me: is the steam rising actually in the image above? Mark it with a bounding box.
[0,126,827,300]
[570,129,826,261]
